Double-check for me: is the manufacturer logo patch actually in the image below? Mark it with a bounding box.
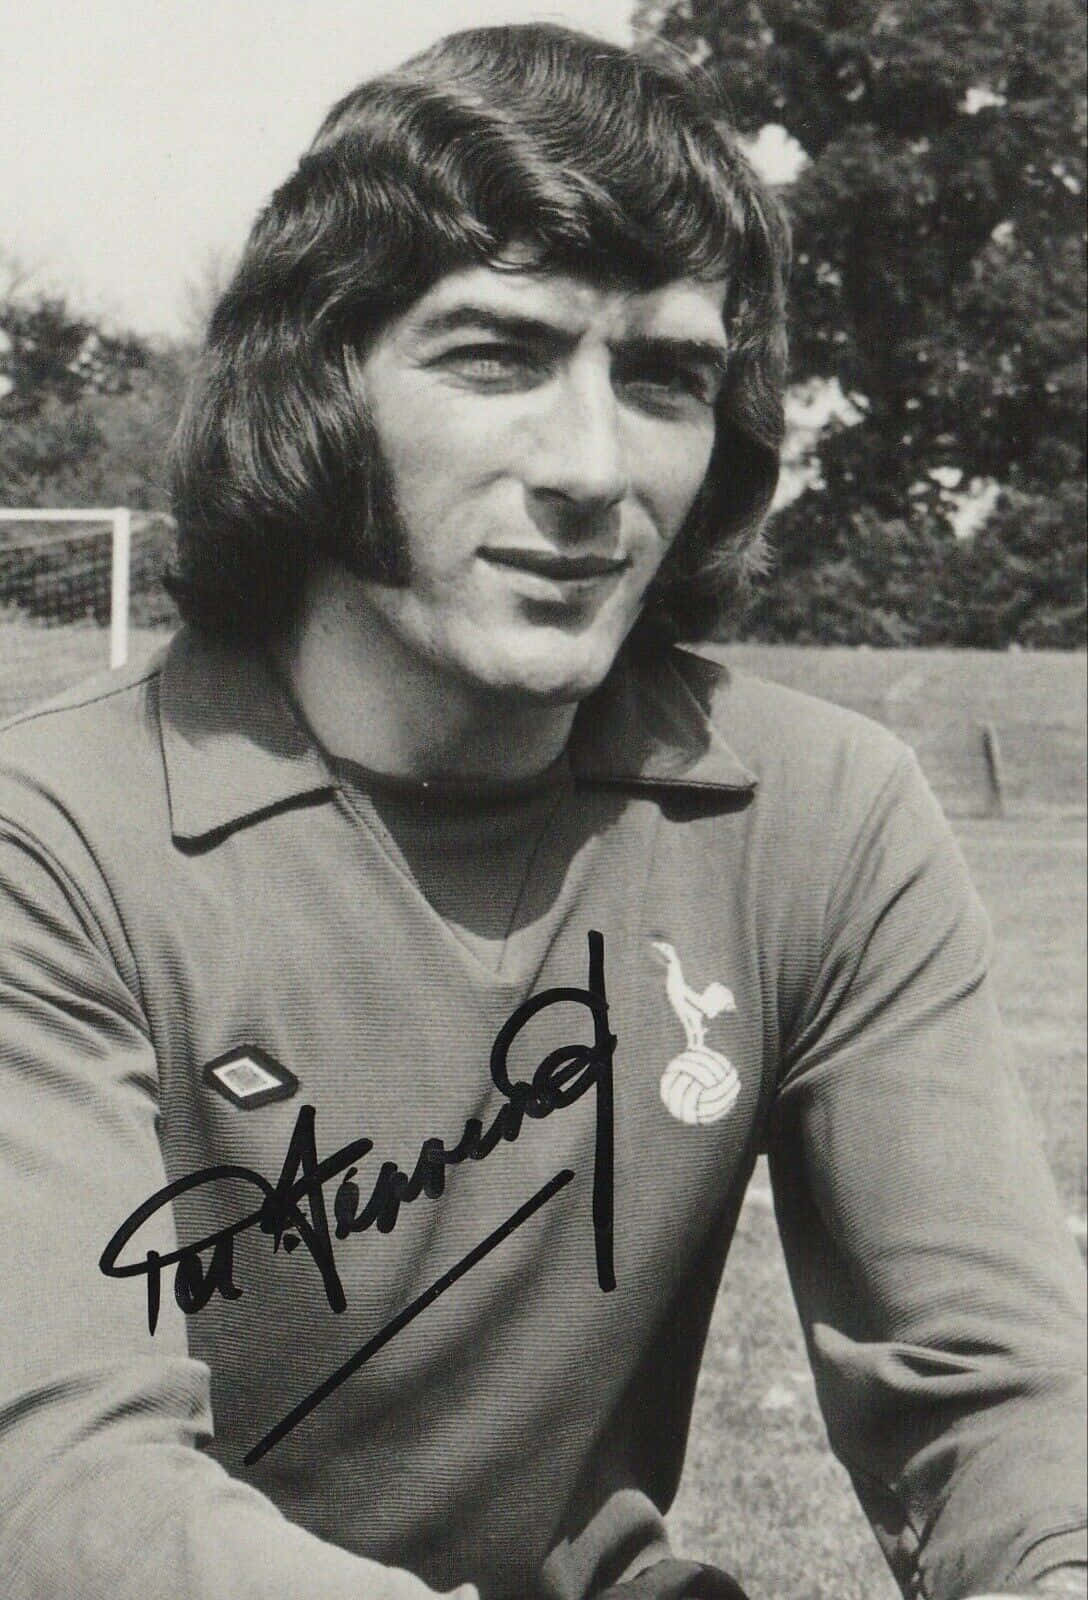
[204,1047,299,1109]
[652,940,740,1127]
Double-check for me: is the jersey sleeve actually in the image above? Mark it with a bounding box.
[767,750,1087,1600]
[0,821,477,1600]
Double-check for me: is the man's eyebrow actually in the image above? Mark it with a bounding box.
[617,335,730,374]
[410,306,572,343]
[413,307,729,369]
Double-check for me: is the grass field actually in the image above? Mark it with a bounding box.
[1,625,1084,1595]
[711,643,1087,818]
[0,612,172,721]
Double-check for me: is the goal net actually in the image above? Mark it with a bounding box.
[0,509,177,721]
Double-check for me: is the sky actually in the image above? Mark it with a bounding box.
[1,0,637,339]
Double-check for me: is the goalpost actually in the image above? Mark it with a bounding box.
[0,508,131,669]
[0,507,180,722]
[0,507,132,670]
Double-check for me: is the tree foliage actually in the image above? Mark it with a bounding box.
[0,279,188,625]
[0,289,189,509]
[635,0,1086,645]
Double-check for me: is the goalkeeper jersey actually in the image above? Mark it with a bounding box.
[0,628,1084,1600]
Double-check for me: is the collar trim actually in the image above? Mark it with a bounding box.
[159,631,755,845]
[569,646,756,794]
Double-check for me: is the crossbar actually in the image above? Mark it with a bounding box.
[0,509,123,522]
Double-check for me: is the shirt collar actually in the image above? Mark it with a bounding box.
[160,628,755,845]
[568,644,757,794]
[160,629,334,843]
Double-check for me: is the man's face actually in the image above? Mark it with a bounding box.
[352,260,728,705]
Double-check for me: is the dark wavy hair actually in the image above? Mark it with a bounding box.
[167,24,789,647]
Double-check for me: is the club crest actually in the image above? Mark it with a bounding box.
[651,941,740,1127]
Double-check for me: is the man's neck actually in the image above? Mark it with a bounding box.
[271,582,579,783]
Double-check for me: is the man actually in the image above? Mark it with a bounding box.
[0,24,1083,1600]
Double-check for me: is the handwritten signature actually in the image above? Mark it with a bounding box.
[100,930,615,1464]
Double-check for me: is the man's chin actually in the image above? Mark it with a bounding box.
[465,640,622,707]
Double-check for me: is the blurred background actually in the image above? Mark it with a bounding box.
[1,4,1084,1597]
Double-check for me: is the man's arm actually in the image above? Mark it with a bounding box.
[767,750,1086,1600]
[0,824,476,1600]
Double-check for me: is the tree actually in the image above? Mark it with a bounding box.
[635,0,1086,645]
[0,271,190,626]
[0,257,199,509]
[947,480,1088,646]
[0,288,147,420]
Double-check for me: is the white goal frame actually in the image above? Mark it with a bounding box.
[0,508,131,668]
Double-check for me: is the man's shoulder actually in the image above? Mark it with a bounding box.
[667,650,956,943]
[0,641,172,839]
[1,645,168,756]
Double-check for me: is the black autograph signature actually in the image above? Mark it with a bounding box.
[100,930,615,1465]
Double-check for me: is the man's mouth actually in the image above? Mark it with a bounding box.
[481,548,629,581]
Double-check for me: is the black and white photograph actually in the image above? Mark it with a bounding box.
[0,3,1084,1597]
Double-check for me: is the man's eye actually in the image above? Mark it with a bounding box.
[438,344,540,384]
[619,364,720,410]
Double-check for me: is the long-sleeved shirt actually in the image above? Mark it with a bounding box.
[0,628,1084,1599]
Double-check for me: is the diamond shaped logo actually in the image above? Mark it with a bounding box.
[204,1047,298,1109]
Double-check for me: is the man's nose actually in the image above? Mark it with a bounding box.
[526,365,629,515]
